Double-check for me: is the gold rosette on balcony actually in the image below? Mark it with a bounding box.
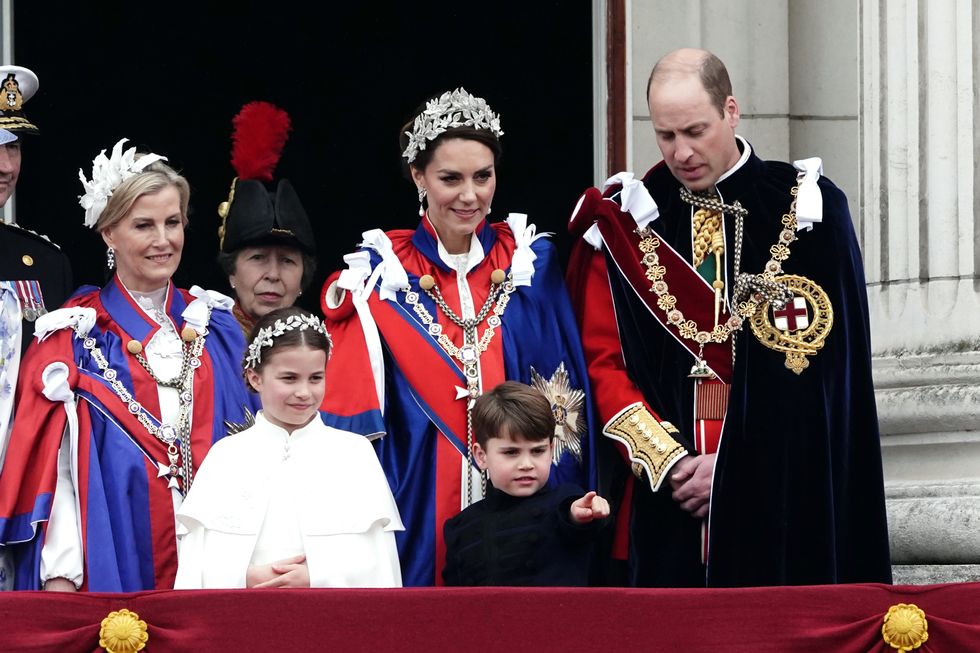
[882,603,928,652]
[99,608,149,653]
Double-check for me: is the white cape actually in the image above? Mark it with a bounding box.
[175,412,403,589]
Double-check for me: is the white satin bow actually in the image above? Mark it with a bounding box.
[603,171,660,228]
[506,213,551,287]
[183,286,234,335]
[360,229,409,301]
[34,307,98,342]
[792,157,824,232]
[337,251,373,296]
[331,248,387,416]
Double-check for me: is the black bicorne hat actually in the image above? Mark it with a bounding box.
[217,101,316,256]
[0,66,40,136]
[219,178,315,254]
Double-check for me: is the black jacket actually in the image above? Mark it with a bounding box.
[1,222,73,353]
[443,483,607,587]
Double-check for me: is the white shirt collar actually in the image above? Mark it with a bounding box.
[427,216,486,273]
[255,410,323,441]
[120,278,171,315]
[715,135,752,185]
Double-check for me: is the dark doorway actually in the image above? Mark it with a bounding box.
[13,0,594,311]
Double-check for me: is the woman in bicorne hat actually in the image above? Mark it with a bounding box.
[0,139,255,591]
[216,102,317,337]
[320,88,597,586]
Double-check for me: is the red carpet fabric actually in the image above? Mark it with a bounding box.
[1,583,977,652]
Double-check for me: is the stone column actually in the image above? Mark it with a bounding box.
[626,0,859,208]
[628,0,790,172]
[860,0,980,583]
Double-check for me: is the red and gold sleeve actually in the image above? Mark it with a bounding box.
[566,241,687,491]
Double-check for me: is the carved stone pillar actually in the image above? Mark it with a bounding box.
[860,0,980,583]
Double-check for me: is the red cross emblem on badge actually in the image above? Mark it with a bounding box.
[773,296,809,331]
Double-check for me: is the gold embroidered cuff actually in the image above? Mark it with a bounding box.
[603,403,686,492]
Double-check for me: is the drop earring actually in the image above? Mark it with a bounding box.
[106,248,115,270]
[418,187,427,217]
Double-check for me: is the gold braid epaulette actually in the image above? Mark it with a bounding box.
[603,403,686,492]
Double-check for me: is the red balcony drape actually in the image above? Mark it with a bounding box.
[1,583,977,652]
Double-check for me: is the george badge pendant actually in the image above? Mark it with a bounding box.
[688,344,716,379]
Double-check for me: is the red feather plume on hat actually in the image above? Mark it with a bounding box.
[230,101,291,182]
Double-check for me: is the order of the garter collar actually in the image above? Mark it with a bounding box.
[402,87,503,164]
[244,313,331,369]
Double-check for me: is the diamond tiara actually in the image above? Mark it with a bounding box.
[402,87,504,164]
[244,313,331,370]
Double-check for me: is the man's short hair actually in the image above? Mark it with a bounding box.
[646,50,733,117]
[472,381,556,448]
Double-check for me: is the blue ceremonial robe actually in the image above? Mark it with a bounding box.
[321,218,596,586]
[0,278,257,590]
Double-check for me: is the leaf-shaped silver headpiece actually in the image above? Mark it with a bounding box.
[244,313,332,370]
[402,87,504,164]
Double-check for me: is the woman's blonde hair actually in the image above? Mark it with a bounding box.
[95,158,190,232]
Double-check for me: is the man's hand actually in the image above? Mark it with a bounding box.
[246,553,306,588]
[569,491,611,524]
[669,453,716,519]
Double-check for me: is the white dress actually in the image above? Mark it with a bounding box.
[174,412,403,589]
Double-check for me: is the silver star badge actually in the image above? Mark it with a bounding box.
[530,362,586,464]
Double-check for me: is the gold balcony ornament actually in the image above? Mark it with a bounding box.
[99,608,149,653]
[882,603,928,652]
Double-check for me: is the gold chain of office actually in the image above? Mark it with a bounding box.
[635,183,802,346]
